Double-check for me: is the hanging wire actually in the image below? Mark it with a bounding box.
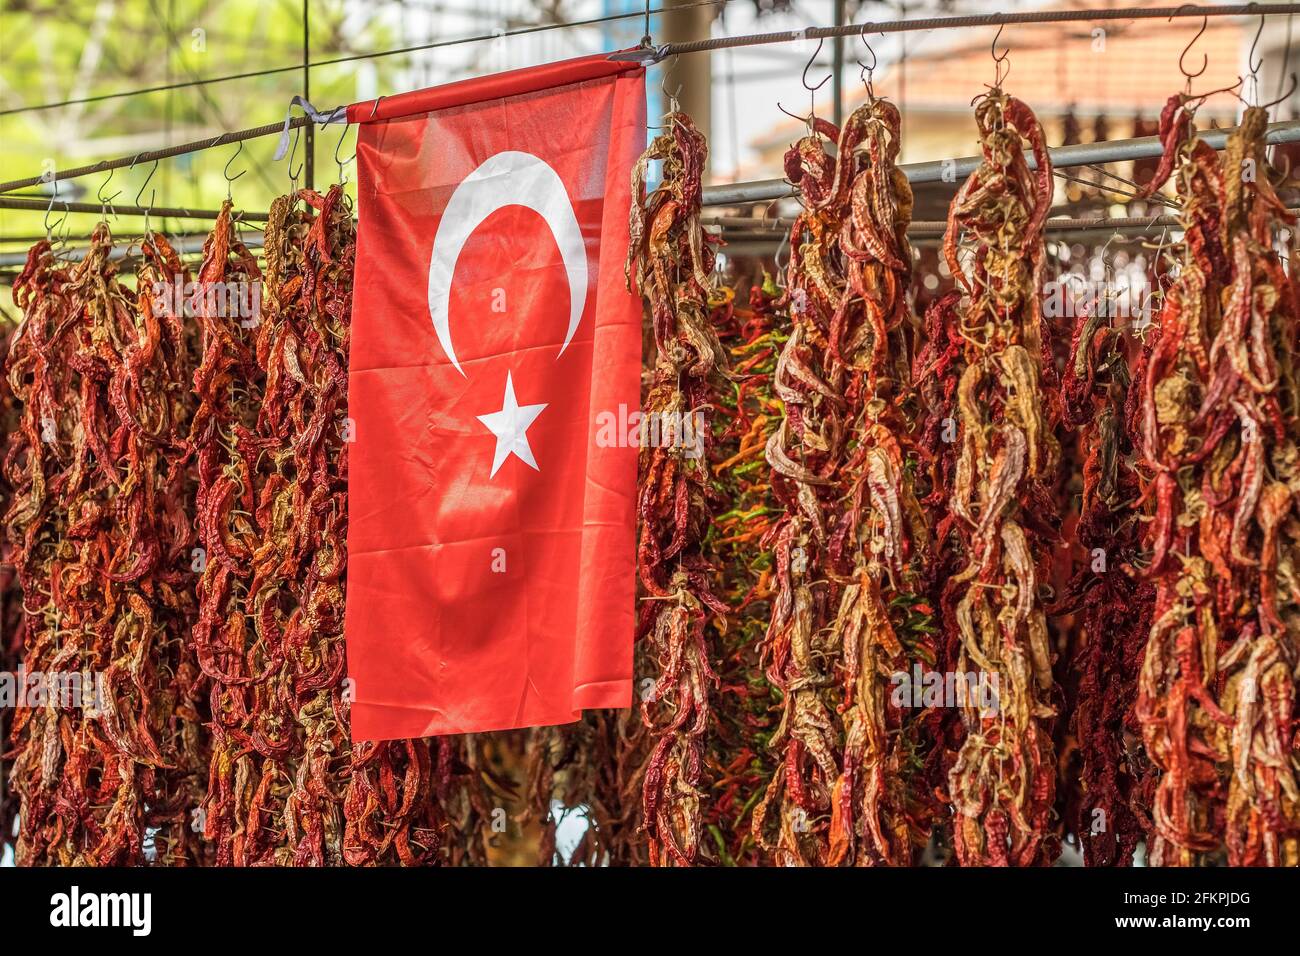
[1262,73,1299,110]
[777,39,830,129]
[1248,4,1266,103]
[0,0,729,118]
[132,156,159,244]
[7,3,1300,199]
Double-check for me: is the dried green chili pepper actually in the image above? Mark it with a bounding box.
[700,280,781,866]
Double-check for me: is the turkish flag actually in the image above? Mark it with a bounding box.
[345,56,646,741]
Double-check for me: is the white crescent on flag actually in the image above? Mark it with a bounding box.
[427,150,588,376]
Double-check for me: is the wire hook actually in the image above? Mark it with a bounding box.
[858,25,877,97]
[97,166,121,219]
[802,37,831,94]
[660,54,682,116]
[1248,6,1265,78]
[1172,13,1209,86]
[334,120,355,184]
[44,193,66,244]
[991,24,1010,87]
[131,155,158,240]
[287,126,303,188]
[223,141,246,200]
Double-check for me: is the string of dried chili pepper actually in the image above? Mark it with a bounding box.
[700,278,781,866]
[753,113,850,866]
[821,97,933,867]
[1056,292,1155,866]
[6,225,206,865]
[1212,107,1300,867]
[941,90,1062,867]
[627,110,730,866]
[1134,93,1237,867]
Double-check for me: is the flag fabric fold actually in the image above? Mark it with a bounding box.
[345,55,646,741]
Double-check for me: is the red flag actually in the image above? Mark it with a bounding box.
[345,56,646,741]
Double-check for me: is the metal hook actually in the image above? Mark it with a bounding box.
[801,38,831,94]
[334,120,355,184]
[858,25,877,96]
[991,24,1011,87]
[1185,73,1245,107]
[131,155,158,241]
[97,166,121,217]
[774,227,791,273]
[287,126,303,187]
[660,54,682,116]
[794,38,830,125]
[224,141,246,200]
[44,193,66,244]
[1248,6,1265,78]
[1172,13,1209,84]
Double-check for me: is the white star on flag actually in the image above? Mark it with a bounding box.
[476,371,548,478]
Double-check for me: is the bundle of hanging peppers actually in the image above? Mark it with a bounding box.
[753,111,850,864]
[1056,277,1155,867]
[1133,93,1243,867]
[626,110,731,866]
[753,95,935,866]
[939,89,1062,867]
[1135,95,1300,866]
[6,226,206,865]
[0,320,23,856]
[700,278,780,866]
[192,189,452,866]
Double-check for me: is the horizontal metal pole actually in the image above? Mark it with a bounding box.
[614,4,1300,62]
[0,118,315,196]
[0,232,266,269]
[0,196,270,222]
[702,119,1300,206]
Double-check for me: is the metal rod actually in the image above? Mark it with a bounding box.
[701,119,1300,206]
[0,233,266,270]
[613,3,1300,62]
[0,118,315,196]
[0,196,269,222]
[5,4,1296,199]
